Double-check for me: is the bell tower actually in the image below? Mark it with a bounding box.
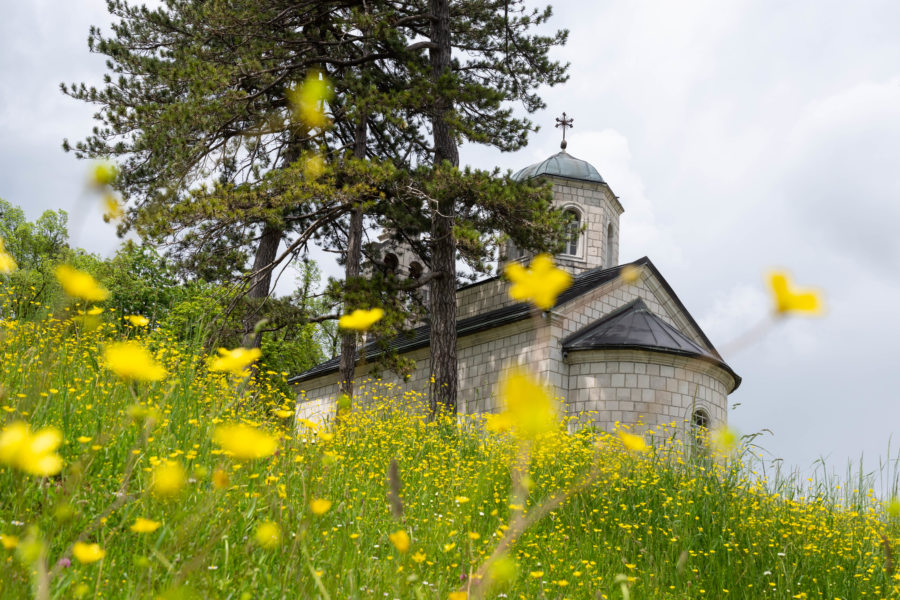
[509,114,624,276]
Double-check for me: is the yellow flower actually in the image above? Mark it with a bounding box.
[254,521,281,549]
[618,430,648,454]
[104,341,167,382]
[388,530,410,553]
[443,542,456,552]
[488,555,518,587]
[210,347,262,375]
[412,550,426,563]
[129,518,161,533]
[489,369,558,440]
[530,570,544,578]
[304,154,326,180]
[212,468,230,490]
[454,496,470,504]
[0,534,19,550]
[338,308,385,331]
[448,593,467,600]
[125,315,149,327]
[888,497,900,518]
[212,424,278,460]
[619,264,642,283]
[467,531,481,540]
[0,421,64,476]
[90,162,118,187]
[72,541,105,564]
[504,253,571,310]
[711,425,738,455]
[152,461,186,498]
[310,498,332,516]
[54,265,109,302]
[273,409,294,419]
[102,194,123,222]
[0,238,16,274]
[768,271,824,316]
[288,71,333,129]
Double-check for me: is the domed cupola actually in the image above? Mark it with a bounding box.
[512,149,606,184]
[506,113,624,276]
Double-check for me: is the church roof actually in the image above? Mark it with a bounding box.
[289,257,737,387]
[512,150,606,184]
[562,298,741,390]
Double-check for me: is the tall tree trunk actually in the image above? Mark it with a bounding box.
[428,0,459,416]
[242,222,282,348]
[338,114,368,398]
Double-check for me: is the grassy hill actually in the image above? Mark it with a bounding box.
[1,306,897,599]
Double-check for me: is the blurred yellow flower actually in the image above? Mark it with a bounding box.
[210,347,262,375]
[619,264,641,283]
[212,468,230,490]
[129,518,161,533]
[448,593,467,600]
[152,461,186,498]
[212,424,278,460]
[0,238,16,274]
[504,253,571,310]
[125,315,149,327]
[0,534,19,550]
[768,271,824,316]
[310,498,332,516]
[0,421,64,476]
[90,162,118,187]
[104,341,167,382]
[454,496,470,504]
[288,71,333,129]
[888,497,900,518]
[304,154,326,180]
[273,409,294,419]
[388,530,410,553]
[412,550,426,563]
[488,554,518,586]
[530,570,544,578]
[488,369,558,440]
[255,521,281,549]
[711,425,738,455]
[72,541,105,564]
[102,195,123,222]
[54,265,110,302]
[618,430,648,454]
[338,308,385,331]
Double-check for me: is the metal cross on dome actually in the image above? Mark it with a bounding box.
[555,112,573,150]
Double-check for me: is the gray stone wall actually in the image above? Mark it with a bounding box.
[565,349,731,435]
[295,268,735,436]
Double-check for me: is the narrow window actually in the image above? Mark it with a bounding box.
[606,222,615,267]
[563,209,581,257]
[691,408,710,430]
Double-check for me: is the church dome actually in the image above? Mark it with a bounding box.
[512,150,605,184]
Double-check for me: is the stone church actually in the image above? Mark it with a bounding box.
[290,133,741,435]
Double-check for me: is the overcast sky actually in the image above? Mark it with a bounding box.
[2,0,899,487]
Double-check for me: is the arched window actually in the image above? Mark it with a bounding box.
[408,261,423,280]
[691,408,710,430]
[562,208,582,257]
[605,222,615,267]
[384,252,399,273]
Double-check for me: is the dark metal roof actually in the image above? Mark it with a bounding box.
[512,151,606,184]
[290,261,628,384]
[288,257,739,390]
[562,299,741,391]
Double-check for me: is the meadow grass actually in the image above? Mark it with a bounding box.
[1,297,899,599]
